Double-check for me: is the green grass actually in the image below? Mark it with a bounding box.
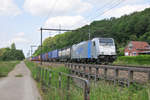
[15,74,23,77]
[25,61,150,100]
[25,61,83,100]
[90,81,150,100]
[113,55,150,67]
[0,61,20,77]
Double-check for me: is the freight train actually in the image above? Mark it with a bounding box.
[31,37,117,63]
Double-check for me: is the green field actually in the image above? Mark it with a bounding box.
[0,61,20,77]
[113,55,150,67]
[25,61,150,100]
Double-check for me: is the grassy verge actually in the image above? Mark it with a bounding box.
[0,61,20,77]
[25,61,74,99]
[25,61,150,100]
[113,55,150,67]
[90,81,150,100]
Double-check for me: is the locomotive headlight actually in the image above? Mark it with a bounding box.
[111,52,116,55]
[100,56,105,58]
[100,52,104,55]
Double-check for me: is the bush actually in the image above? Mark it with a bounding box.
[0,43,25,61]
[113,55,150,66]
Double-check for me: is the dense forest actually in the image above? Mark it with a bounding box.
[34,7,150,56]
[0,43,25,61]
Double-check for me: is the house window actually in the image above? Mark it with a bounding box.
[128,43,133,50]
[125,52,128,56]
[129,47,132,50]
[133,52,136,56]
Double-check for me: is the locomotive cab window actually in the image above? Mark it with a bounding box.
[93,41,96,46]
[99,38,114,46]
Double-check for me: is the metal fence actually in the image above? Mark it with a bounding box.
[32,66,90,100]
[65,63,150,86]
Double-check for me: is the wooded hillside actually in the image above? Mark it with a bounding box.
[34,7,150,56]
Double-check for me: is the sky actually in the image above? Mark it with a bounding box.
[0,0,150,57]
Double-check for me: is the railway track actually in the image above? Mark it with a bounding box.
[110,64,150,69]
[69,63,150,69]
[40,61,150,69]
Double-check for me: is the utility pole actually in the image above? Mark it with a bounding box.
[30,47,32,57]
[40,27,73,65]
[40,27,43,65]
[27,50,30,58]
[59,24,61,34]
[88,25,91,40]
[30,45,37,57]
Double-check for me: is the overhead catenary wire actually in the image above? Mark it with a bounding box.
[39,0,60,54]
[40,0,125,40]
[85,0,121,22]
[31,0,59,57]
[30,0,127,58]
[84,0,125,40]
[35,0,125,47]
[83,0,123,40]
[42,0,59,27]
[87,0,125,23]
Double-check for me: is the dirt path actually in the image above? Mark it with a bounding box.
[0,61,42,100]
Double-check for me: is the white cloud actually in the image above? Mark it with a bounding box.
[44,15,86,29]
[0,0,21,16]
[88,0,147,5]
[9,32,30,44]
[44,15,87,37]
[0,32,30,49]
[102,4,150,18]
[0,41,11,48]
[23,0,92,16]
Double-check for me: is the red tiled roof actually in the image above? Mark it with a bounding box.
[130,41,149,49]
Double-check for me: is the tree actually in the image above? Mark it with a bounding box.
[11,43,16,50]
[0,43,25,61]
[0,48,10,60]
[118,48,125,56]
[130,35,137,41]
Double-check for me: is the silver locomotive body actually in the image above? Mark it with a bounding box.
[71,37,116,63]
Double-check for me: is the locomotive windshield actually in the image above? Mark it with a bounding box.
[99,38,114,46]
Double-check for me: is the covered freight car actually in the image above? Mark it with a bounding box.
[58,47,71,62]
[42,53,48,61]
[51,50,59,61]
[42,54,46,61]
[48,51,52,61]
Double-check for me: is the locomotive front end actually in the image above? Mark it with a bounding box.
[98,38,116,62]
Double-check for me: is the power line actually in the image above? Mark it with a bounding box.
[88,0,125,23]
[83,0,125,40]
[36,0,125,47]
[85,0,120,21]
[42,0,59,27]
[38,0,59,50]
